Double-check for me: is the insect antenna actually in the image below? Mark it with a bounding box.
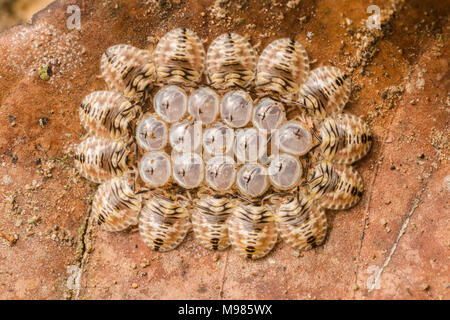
[231,82,247,91]
[177,194,214,213]
[136,188,174,202]
[232,193,264,207]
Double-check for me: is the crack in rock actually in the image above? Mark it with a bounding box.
[367,197,420,293]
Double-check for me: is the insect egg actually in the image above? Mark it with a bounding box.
[172,153,204,189]
[202,122,235,157]
[220,90,253,128]
[277,121,313,156]
[205,156,236,191]
[252,97,286,131]
[169,120,203,153]
[154,85,188,123]
[188,87,220,124]
[268,154,302,190]
[236,163,269,198]
[136,114,168,151]
[235,128,267,164]
[139,151,172,188]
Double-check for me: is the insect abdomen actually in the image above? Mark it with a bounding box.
[308,161,364,210]
[319,113,372,164]
[74,136,133,183]
[275,194,327,252]
[206,33,257,90]
[101,44,155,101]
[191,196,234,251]
[139,196,190,252]
[296,66,351,119]
[79,91,141,140]
[321,164,364,210]
[153,28,205,85]
[92,176,141,232]
[227,201,277,260]
[256,38,309,96]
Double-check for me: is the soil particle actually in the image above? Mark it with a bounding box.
[0,231,19,246]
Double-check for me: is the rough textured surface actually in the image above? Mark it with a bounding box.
[0,0,448,299]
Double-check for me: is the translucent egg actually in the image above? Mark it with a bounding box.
[139,151,172,188]
[136,115,168,151]
[268,154,302,190]
[235,128,267,164]
[154,85,187,123]
[202,122,235,157]
[205,156,236,191]
[236,164,269,198]
[169,120,202,153]
[172,153,204,189]
[277,121,313,156]
[252,98,286,131]
[220,90,253,128]
[188,87,220,124]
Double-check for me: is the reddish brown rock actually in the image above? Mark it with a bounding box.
[0,0,448,300]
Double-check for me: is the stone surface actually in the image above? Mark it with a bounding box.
[0,0,448,299]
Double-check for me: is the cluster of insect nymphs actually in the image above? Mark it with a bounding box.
[74,28,372,259]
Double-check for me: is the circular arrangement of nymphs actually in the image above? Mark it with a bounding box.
[74,28,373,260]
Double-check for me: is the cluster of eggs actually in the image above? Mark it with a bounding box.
[74,28,372,259]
